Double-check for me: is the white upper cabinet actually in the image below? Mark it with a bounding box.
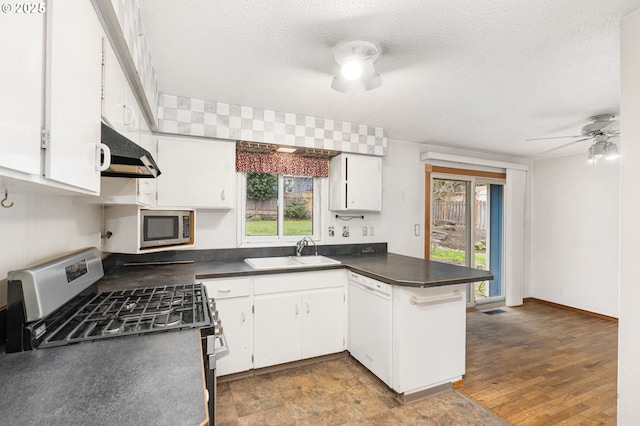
[90,45,155,207]
[329,154,382,212]
[156,137,235,209]
[0,9,44,176]
[0,1,104,195]
[102,38,128,136]
[45,0,104,193]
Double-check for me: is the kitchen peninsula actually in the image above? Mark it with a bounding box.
[98,244,493,401]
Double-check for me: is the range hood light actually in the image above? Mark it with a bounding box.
[276,146,297,153]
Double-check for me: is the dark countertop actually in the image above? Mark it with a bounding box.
[98,252,492,291]
[332,253,493,287]
[0,329,208,426]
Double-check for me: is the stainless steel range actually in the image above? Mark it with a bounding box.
[5,247,226,425]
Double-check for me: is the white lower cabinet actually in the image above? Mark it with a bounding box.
[252,269,346,368]
[391,284,466,394]
[301,288,346,359]
[202,278,253,376]
[253,292,303,368]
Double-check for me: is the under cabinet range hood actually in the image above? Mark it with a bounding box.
[100,123,161,178]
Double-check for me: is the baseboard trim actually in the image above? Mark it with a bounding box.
[218,351,350,383]
[395,382,452,404]
[525,297,618,323]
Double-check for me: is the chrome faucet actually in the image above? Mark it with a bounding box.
[296,236,317,256]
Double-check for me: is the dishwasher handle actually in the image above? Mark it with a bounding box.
[409,290,462,306]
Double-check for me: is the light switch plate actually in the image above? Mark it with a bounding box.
[414,224,420,236]
[362,226,368,236]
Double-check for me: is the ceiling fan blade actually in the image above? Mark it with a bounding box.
[526,135,584,142]
[539,137,592,154]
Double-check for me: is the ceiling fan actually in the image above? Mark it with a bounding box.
[527,113,620,156]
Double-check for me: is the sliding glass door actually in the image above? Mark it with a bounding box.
[430,173,504,304]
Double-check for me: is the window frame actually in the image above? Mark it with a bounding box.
[239,172,320,244]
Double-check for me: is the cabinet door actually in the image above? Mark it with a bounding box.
[102,38,127,135]
[253,293,302,368]
[329,154,382,211]
[135,119,156,206]
[347,155,382,211]
[0,9,44,175]
[156,137,235,208]
[301,288,345,359]
[217,297,253,376]
[122,83,141,145]
[45,0,102,192]
[392,284,466,393]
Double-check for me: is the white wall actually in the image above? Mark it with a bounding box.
[0,194,102,306]
[618,8,640,424]
[531,154,619,317]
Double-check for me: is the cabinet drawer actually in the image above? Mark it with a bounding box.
[201,278,252,299]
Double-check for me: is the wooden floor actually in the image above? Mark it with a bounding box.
[460,299,618,425]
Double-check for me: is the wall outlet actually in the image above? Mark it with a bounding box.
[414,224,420,236]
[369,226,375,236]
[342,226,350,237]
[362,226,368,236]
[328,226,335,237]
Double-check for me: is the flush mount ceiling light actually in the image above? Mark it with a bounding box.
[331,40,382,93]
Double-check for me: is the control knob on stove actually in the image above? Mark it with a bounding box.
[213,319,223,336]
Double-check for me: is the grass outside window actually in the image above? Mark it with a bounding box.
[246,220,312,236]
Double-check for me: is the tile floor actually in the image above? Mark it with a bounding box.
[217,356,505,425]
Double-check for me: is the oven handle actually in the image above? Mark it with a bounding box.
[214,334,230,359]
[206,334,230,365]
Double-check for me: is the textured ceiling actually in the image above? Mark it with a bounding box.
[138,0,640,159]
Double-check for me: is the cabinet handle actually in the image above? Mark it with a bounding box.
[96,143,111,171]
[295,304,299,315]
[218,288,231,293]
[305,302,310,314]
[221,189,225,201]
[123,105,137,130]
[409,290,462,306]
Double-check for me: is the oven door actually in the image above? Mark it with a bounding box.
[203,332,229,425]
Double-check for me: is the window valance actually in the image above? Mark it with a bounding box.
[236,149,329,177]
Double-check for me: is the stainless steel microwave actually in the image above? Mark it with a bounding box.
[140,210,193,249]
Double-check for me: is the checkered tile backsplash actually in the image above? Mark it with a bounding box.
[158,94,388,156]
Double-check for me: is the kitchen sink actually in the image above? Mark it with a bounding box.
[290,255,341,265]
[244,255,341,269]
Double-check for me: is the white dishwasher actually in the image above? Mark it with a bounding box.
[348,271,392,387]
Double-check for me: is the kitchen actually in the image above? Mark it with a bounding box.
[1,0,640,424]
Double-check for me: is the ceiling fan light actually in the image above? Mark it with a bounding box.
[592,142,606,159]
[605,142,620,160]
[340,58,363,80]
[587,146,595,164]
